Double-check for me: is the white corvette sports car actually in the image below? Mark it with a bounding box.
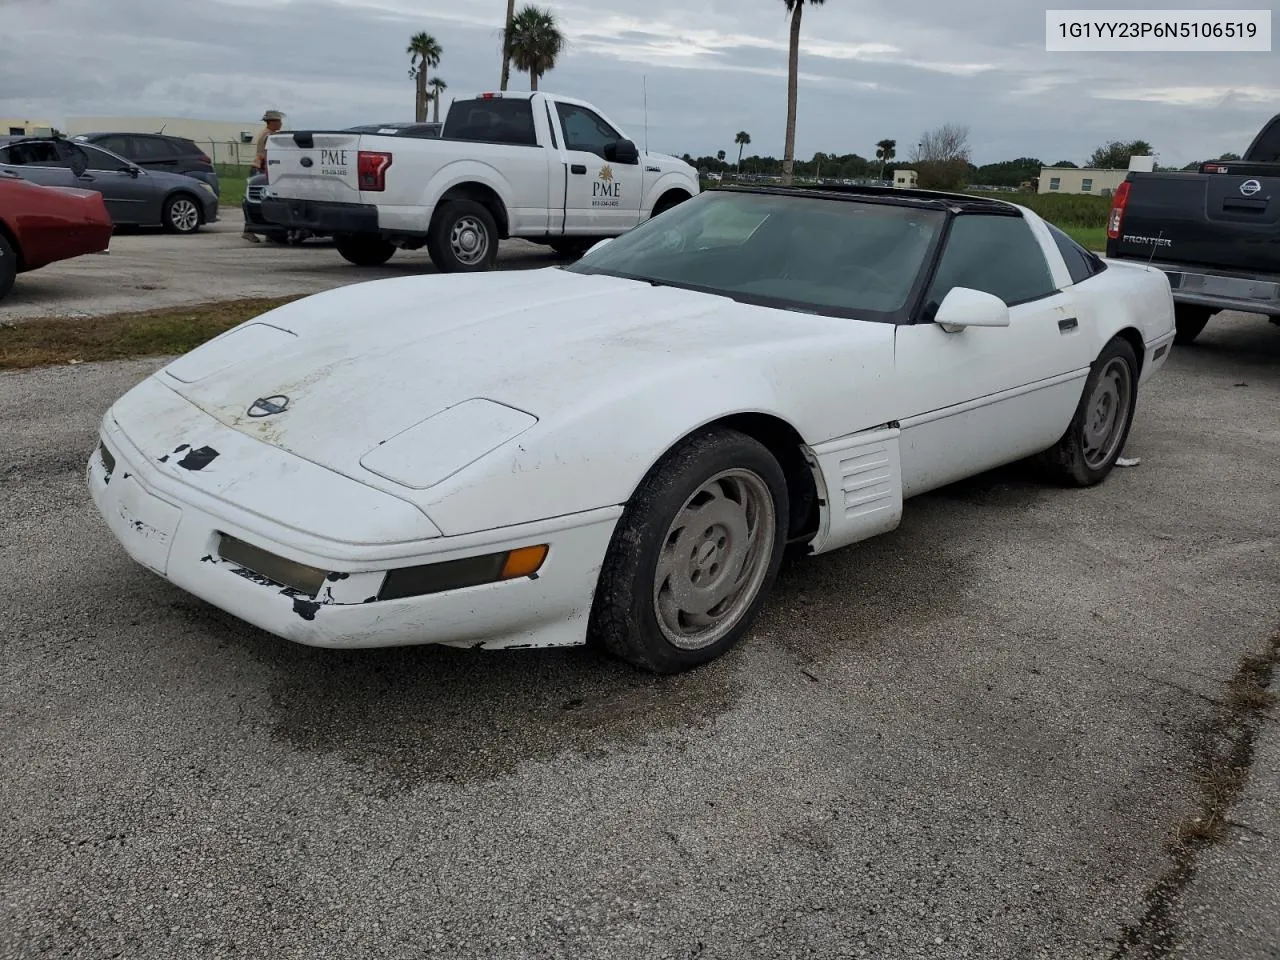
[89,185,1176,673]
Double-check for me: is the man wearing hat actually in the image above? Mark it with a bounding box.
[243,109,284,242]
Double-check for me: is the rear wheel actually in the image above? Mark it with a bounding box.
[588,428,789,674]
[1174,304,1213,345]
[427,200,499,273]
[549,239,593,259]
[1038,336,1139,487]
[335,234,395,267]
[162,193,201,234]
[0,232,17,302]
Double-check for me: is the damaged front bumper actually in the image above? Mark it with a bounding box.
[86,379,620,651]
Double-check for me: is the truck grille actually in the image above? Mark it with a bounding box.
[246,184,266,202]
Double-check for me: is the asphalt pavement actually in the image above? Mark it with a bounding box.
[0,209,554,321]
[1,310,1278,959]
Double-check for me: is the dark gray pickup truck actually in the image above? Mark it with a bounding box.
[1104,114,1280,344]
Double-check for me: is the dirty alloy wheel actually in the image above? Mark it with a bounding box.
[335,234,396,267]
[162,194,201,234]
[426,200,498,273]
[588,428,789,674]
[0,232,16,302]
[1037,335,1139,487]
[1173,304,1214,345]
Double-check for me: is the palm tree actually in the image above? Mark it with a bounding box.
[734,131,751,174]
[429,77,448,123]
[781,0,825,186]
[504,5,565,92]
[875,138,896,180]
[407,32,442,123]
[717,150,726,162]
[500,0,517,90]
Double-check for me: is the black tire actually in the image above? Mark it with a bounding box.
[549,239,592,259]
[587,428,789,674]
[161,193,202,234]
[335,234,396,267]
[1174,304,1213,345]
[426,200,499,273]
[0,232,16,303]
[1038,336,1140,487]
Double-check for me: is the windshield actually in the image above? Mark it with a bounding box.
[567,190,945,320]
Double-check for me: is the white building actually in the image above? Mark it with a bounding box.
[893,169,919,189]
[64,115,287,166]
[1037,167,1128,196]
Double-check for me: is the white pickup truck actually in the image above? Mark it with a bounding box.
[259,91,700,272]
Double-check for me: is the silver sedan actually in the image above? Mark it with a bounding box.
[0,136,219,233]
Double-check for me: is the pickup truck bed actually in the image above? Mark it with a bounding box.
[1104,113,1280,344]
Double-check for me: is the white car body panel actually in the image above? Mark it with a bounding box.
[264,91,699,241]
[88,199,1177,653]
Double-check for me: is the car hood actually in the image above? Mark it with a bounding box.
[153,268,875,501]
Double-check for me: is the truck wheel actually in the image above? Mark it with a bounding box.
[549,239,592,259]
[0,233,16,302]
[335,235,395,267]
[1036,336,1139,487]
[427,200,498,273]
[1173,305,1212,345]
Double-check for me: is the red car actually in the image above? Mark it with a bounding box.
[0,171,114,302]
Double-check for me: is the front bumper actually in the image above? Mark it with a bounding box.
[87,385,620,651]
[259,197,378,234]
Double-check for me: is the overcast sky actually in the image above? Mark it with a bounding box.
[0,0,1275,166]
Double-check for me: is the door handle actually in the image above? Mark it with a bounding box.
[570,164,587,175]
[1058,317,1078,332]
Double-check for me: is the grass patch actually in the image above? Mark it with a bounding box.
[1062,226,1107,252]
[0,297,299,370]
[219,171,250,207]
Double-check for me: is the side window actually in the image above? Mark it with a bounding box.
[82,145,125,171]
[99,135,131,156]
[6,141,64,166]
[555,103,621,157]
[925,214,1058,309]
[1047,222,1106,285]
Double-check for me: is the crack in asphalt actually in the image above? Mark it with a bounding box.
[1110,629,1280,959]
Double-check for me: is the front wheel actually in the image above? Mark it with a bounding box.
[1174,304,1213,345]
[1037,336,1139,487]
[588,428,789,674]
[335,234,395,267]
[427,200,499,273]
[162,194,202,234]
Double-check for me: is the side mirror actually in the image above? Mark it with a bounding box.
[120,166,140,178]
[53,141,88,178]
[604,139,640,165]
[933,286,1010,333]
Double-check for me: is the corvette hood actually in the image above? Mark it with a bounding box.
[154,268,868,497]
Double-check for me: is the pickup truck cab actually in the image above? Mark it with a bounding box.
[259,91,700,272]
[1104,114,1280,344]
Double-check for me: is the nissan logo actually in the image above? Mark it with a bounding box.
[247,395,290,418]
[300,157,314,168]
[1240,179,1261,196]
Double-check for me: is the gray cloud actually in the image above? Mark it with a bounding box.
[0,0,1275,166]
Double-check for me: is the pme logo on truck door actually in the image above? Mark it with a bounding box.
[593,164,621,208]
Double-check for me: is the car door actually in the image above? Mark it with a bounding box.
[75,144,154,224]
[553,101,642,235]
[893,212,1093,496]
